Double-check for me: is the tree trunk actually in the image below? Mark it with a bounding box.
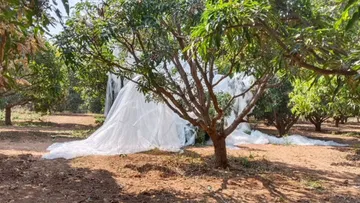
[213,135,228,168]
[274,113,286,137]
[5,107,12,125]
[276,124,287,137]
[335,118,340,127]
[340,116,346,124]
[315,122,321,132]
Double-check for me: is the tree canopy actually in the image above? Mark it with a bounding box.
[0,0,69,92]
[0,44,68,125]
[52,0,360,168]
[290,75,360,131]
[0,0,70,124]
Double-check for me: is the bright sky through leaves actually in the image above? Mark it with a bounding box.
[48,0,82,36]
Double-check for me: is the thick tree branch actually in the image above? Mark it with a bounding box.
[257,19,358,76]
[224,74,271,136]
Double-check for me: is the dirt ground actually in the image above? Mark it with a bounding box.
[0,112,359,203]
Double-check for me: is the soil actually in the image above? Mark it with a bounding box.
[0,114,359,203]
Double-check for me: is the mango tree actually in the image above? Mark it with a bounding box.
[290,75,360,131]
[57,0,359,168]
[0,44,68,125]
[252,80,298,136]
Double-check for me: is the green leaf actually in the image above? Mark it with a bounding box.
[345,10,359,30]
[61,0,70,15]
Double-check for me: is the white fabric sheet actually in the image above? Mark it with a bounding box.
[44,73,347,159]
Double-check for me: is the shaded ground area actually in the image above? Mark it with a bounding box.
[0,112,359,202]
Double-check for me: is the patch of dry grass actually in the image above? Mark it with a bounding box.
[0,108,42,125]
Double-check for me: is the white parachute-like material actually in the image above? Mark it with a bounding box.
[104,73,126,117]
[43,72,347,159]
[43,75,196,159]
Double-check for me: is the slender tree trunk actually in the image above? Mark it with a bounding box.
[5,106,12,125]
[315,122,321,132]
[340,115,346,124]
[277,125,287,137]
[307,115,323,132]
[335,118,340,127]
[275,118,286,137]
[212,135,228,168]
[274,112,285,137]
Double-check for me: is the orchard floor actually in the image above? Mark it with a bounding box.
[0,112,359,203]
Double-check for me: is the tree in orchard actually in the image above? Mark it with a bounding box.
[57,0,359,168]
[0,0,69,95]
[0,44,68,125]
[290,77,334,132]
[289,76,360,131]
[65,57,109,113]
[252,80,299,136]
[327,76,360,127]
[0,0,69,125]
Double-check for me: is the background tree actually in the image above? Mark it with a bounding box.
[0,0,69,93]
[58,68,107,113]
[290,78,332,132]
[252,80,299,136]
[327,76,360,127]
[288,75,360,131]
[0,44,68,125]
[0,0,70,124]
[69,62,108,113]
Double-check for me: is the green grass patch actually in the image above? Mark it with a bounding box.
[71,129,97,138]
[94,115,105,125]
[301,177,324,191]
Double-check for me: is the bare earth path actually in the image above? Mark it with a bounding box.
[0,113,359,202]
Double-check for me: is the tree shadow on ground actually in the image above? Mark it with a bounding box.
[10,121,94,130]
[0,130,76,147]
[0,154,122,203]
[126,149,360,202]
[330,146,360,167]
[0,122,97,143]
[1,150,359,203]
[51,113,99,117]
[0,154,205,203]
[337,122,360,130]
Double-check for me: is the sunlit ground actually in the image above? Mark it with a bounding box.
[0,109,359,202]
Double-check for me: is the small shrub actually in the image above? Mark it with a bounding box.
[195,128,208,145]
[95,115,105,125]
[301,176,324,191]
[71,129,96,138]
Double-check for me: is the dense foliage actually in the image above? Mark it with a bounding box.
[0,0,69,124]
[0,0,69,92]
[0,44,68,124]
[290,76,360,131]
[53,68,107,114]
[252,80,298,136]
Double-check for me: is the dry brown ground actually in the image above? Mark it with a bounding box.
[0,113,359,203]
